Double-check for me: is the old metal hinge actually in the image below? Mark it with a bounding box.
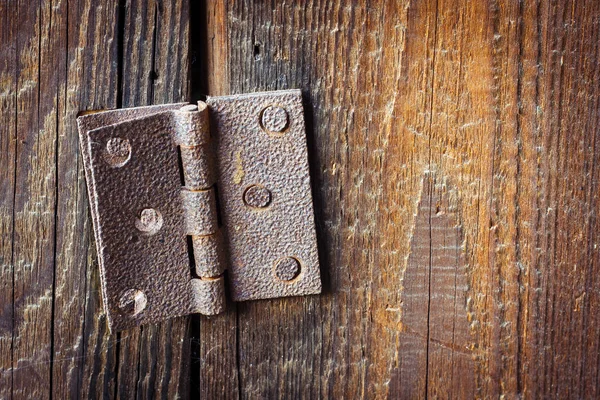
[77,90,321,331]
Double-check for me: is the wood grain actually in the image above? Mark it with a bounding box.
[200,0,600,398]
[0,0,18,397]
[394,174,474,398]
[2,0,600,398]
[0,0,190,398]
[7,1,59,398]
[53,2,120,399]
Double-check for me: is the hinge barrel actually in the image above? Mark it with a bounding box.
[174,104,226,315]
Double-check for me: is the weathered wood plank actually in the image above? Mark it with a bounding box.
[1,0,600,398]
[420,0,497,397]
[8,1,59,397]
[218,0,600,398]
[223,1,430,398]
[2,1,192,398]
[116,1,191,398]
[0,0,18,397]
[52,1,121,399]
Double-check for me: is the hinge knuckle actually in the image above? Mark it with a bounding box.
[189,277,226,315]
[180,188,219,236]
[176,102,225,313]
[180,144,214,189]
[192,232,226,277]
[172,103,210,146]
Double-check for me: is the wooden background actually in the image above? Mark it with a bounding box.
[1,0,600,398]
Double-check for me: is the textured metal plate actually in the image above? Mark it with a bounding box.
[79,105,198,331]
[78,90,321,331]
[208,90,322,301]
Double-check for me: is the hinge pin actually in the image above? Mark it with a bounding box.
[179,104,199,113]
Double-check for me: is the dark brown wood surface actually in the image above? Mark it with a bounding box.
[2,0,600,398]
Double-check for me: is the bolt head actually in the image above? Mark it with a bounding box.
[135,208,163,234]
[261,105,289,133]
[274,257,301,282]
[119,289,147,316]
[104,137,131,167]
[243,185,272,208]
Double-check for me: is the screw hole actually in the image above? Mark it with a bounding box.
[135,208,163,234]
[253,43,261,60]
[274,257,302,282]
[243,184,272,209]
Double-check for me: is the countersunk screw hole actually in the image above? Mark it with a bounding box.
[135,208,163,234]
[260,105,289,134]
[104,137,131,167]
[243,185,272,209]
[274,257,301,282]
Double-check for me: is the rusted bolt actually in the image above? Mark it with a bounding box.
[104,137,131,167]
[243,185,272,208]
[261,105,289,133]
[179,104,198,112]
[135,208,163,234]
[119,289,147,316]
[274,257,301,282]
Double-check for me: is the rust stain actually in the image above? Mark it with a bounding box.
[233,150,245,185]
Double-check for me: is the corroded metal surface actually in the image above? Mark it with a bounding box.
[181,188,219,235]
[192,232,226,277]
[78,104,224,331]
[208,90,322,301]
[78,90,321,331]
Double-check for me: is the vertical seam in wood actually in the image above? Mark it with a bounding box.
[134,326,143,400]
[236,310,242,400]
[9,3,20,397]
[116,0,126,109]
[450,200,459,391]
[188,1,201,397]
[424,175,433,400]
[114,332,121,399]
[424,0,441,397]
[514,0,526,395]
[49,0,60,395]
[150,2,158,103]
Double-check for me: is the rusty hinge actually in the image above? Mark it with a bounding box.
[77,90,321,331]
